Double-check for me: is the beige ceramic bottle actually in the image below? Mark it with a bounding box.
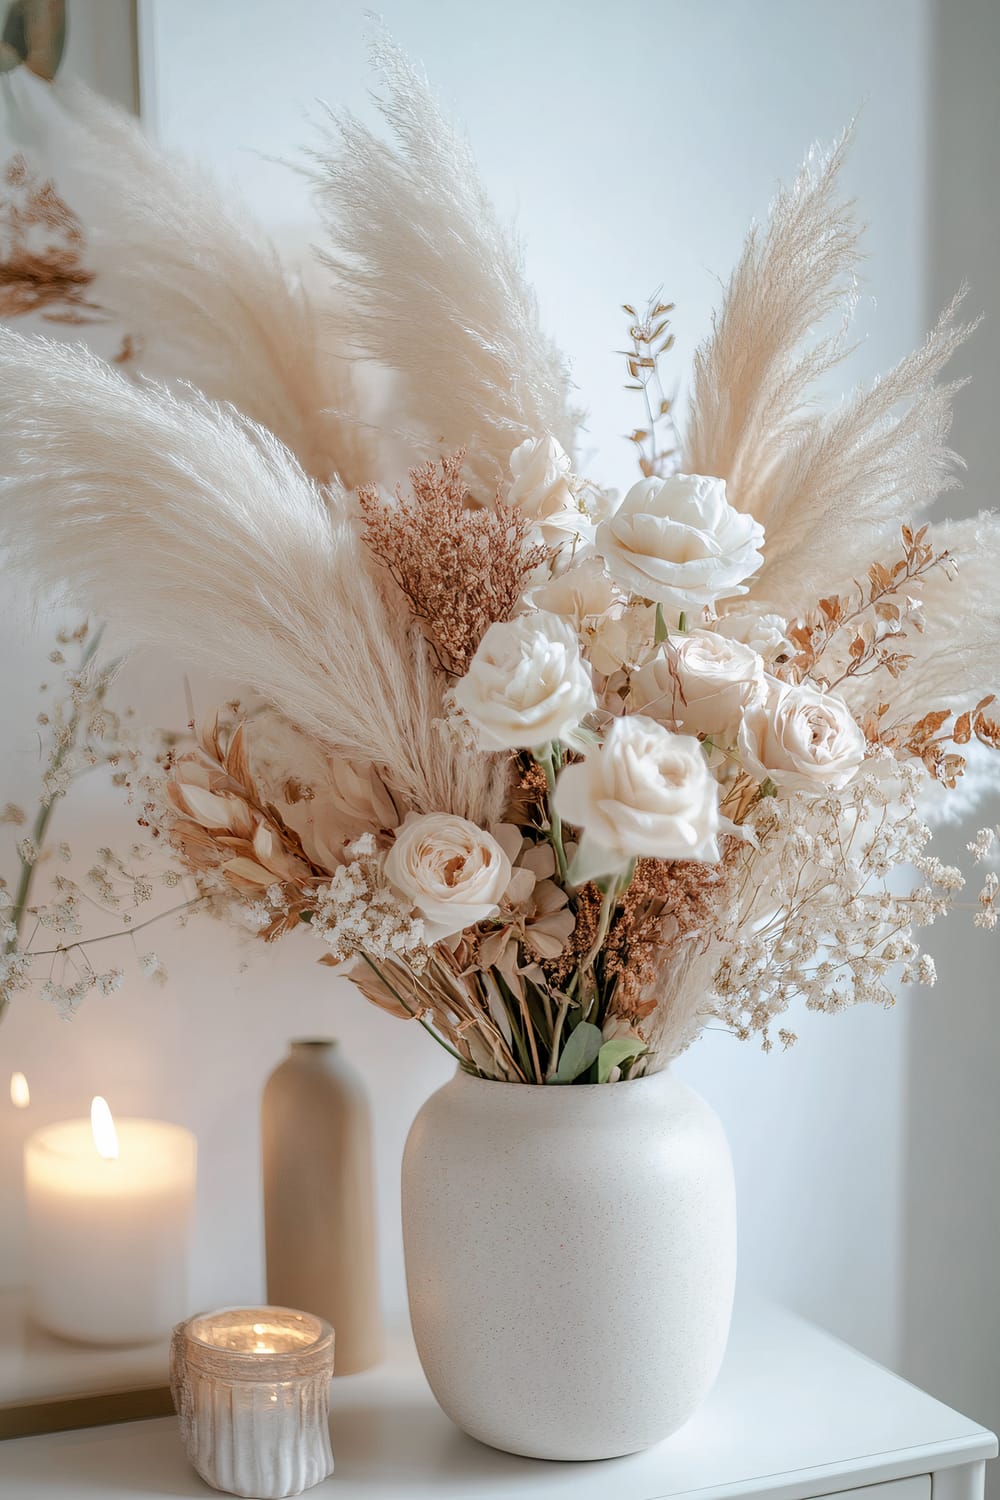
[262,1039,383,1374]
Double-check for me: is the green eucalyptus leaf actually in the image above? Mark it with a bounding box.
[597,1038,648,1084]
[551,1021,603,1084]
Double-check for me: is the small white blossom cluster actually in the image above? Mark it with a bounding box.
[965,825,1000,929]
[312,835,428,969]
[710,761,959,1046]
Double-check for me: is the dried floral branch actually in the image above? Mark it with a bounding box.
[621,294,678,479]
[786,525,951,689]
[0,155,103,322]
[861,695,1000,787]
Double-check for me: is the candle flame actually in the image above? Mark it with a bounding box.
[9,1072,29,1109]
[90,1096,119,1160]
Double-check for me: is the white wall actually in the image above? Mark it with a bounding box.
[0,0,937,1368]
[902,0,1000,1479]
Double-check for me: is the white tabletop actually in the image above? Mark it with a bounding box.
[0,1300,994,1500]
[0,1289,169,1435]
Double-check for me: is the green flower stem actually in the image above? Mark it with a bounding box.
[678,611,688,632]
[536,744,570,884]
[579,861,635,990]
[546,997,572,1082]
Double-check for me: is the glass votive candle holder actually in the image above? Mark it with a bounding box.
[170,1306,335,1499]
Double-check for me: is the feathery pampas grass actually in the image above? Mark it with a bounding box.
[754,293,975,604]
[0,328,507,827]
[685,133,861,522]
[685,133,976,612]
[311,34,581,498]
[49,82,370,488]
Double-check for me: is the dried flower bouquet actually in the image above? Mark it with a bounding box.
[1,41,998,1082]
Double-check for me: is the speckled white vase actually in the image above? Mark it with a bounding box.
[402,1067,736,1461]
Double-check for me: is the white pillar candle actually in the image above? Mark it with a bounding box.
[24,1099,196,1344]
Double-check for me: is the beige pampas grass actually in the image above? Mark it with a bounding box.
[51,82,370,488]
[311,34,580,499]
[0,327,507,827]
[685,131,977,612]
[685,133,860,524]
[754,293,975,605]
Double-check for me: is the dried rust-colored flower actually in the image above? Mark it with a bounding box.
[0,155,102,322]
[539,848,733,1019]
[359,450,546,676]
[601,852,735,1019]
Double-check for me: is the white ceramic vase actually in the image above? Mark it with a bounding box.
[402,1067,736,1461]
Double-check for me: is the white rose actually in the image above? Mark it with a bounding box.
[737,677,867,792]
[453,610,596,751]
[715,609,793,662]
[632,629,765,745]
[554,714,720,881]
[595,473,764,613]
[508,435,590,544]
[385,812,512,943]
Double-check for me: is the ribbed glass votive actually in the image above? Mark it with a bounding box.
[170,1306,335,1499]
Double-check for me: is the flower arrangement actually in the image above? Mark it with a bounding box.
[1,41,998,1082]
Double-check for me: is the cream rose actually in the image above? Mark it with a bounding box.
[715,609,793,662]
[507,435,589,544]
[385,812,512,943]
[554,714,720,881]
[528,556,619,627]
[737,677,867,792]
[595,473,764,614]
[453,610,596,751]
[632,629,765,745]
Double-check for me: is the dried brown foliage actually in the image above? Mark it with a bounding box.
[787,525,950,690]
[786,525,1000,787]
[165,717,321,938]
[359,451,546,676]
[862,694,1000,788]
[0,155,102,322]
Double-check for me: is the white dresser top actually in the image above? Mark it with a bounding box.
[0,1299,994,1500]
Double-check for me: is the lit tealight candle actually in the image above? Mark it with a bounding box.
[24,1097,196,1345]
[171,1307,336,1499]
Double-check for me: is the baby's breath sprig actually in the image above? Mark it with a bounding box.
[1,622,187,1022]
